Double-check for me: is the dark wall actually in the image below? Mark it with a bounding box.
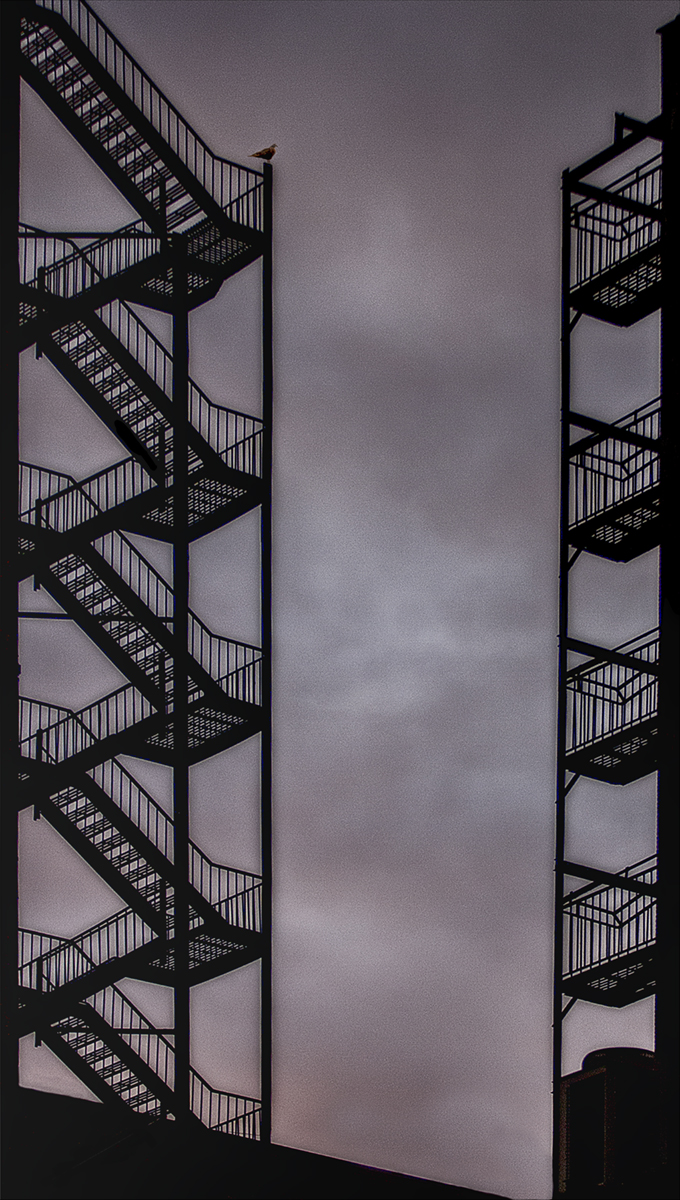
[10,1088,507,1200]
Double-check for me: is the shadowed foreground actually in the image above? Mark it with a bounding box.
[11,1088,508,1200]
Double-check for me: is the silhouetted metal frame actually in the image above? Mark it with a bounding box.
[0,5,21,1196]
[553,21,679,1196]
[552,162,572,1200]
[4,0,272,1149]
[260,160,273,1147]
[657,18,679,1195]
[173,233,191,1118]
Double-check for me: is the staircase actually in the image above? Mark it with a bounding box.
[19,951,260,1132]
[19,755,261,1009]
[18,756,262,1120]
[18,500,263,775]
[20,1,263,242]
[18,260,263,540]
[16,0,271,1135]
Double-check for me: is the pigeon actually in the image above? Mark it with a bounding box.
[250,144,277,161]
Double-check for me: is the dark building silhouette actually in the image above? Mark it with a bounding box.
[553,15,679,1200]
[558,1049,663,1199]
[9,1088,508,1199]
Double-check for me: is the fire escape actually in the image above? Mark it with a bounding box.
[6,0,272,1139]
[553,18,678,1199]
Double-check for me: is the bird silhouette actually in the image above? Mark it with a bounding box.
[250,144,277,161]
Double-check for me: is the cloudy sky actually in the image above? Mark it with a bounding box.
[17,2,677,1197]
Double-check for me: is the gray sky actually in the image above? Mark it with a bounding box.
[17,2,676,1197]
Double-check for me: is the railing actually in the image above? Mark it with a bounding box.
[191,1074,261,1137]
[188,618,262,708]
[570,398,660,532]
[18,743,261,935]
[19,917,151,993]
[91,757,174,863]
[18,474,262,702]
[18,941,261,1133]
[89,759,261,930]
[20,458,156,537]
[191,859,261,932]
[93,529,174,624]
[19,639,260,768]
[20,638,261,771]
[19,929,74,992]
[18,223,161,310]
[563,856,657,983]
[571,154,661,291]
[19,860,260,994]
[32,0,263,232]
[18,236,264,476]
[19,462,78,532]
[18,697,77,764]
[92,527,262,702]
[19,885,259,996]
[19,684,154,765]
[97,299,263,474]
[566,629,658,755]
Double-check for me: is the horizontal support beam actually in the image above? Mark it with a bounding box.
[111,1028,175,1035]
[565,636,660,676]
[563,860,658,899]
[18,611,71,619]
[568,410,660,455]
[571,180,660,222]
[17,231,161,239]
[564,114,664,183]
[615,112,654,141]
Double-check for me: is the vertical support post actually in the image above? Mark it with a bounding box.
[35,266,45,359]
[0,5,21,1194]
[172,233,191,1120]
[552,170,573,1199]
[159,175,168,254]
[260,161,273,1145]
[657,16,679,1198]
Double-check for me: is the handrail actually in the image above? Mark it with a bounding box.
[566,629,659,754]
[563,857,657,982]
[31,0,263,231]
[20,458,156,535]
[570,399,660,531]
[18,880,260,993]
[19,862,260,989]
[95,299,263,473]
[571,153,661,290]
[91,526,261,695]
[88,758,262,929]
[19,759,261,990]
[19,229,264,476]
[19,221,161,304]
[17,941,261,1134]
[613,396,661,435]
[19,625,262,764]
[19,463,261,701]
[567,627,659,678]
[19,684,153,765]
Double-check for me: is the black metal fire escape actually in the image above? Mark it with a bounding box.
[2,0,272,1143]
[553,17,678,1199]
